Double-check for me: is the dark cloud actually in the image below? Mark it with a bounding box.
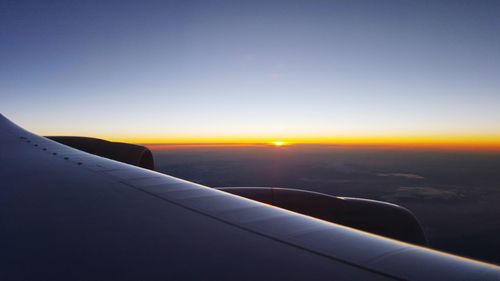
[377,173,425,179]
[382,186,460,201]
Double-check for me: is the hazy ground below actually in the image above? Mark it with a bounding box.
[149,144,500,264]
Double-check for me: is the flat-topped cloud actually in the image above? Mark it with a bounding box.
[378,173,425,179]
[384,186,459,201]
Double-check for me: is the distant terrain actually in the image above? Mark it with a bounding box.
[150,145,500,264]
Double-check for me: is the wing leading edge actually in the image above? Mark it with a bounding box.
[0,114,499,281]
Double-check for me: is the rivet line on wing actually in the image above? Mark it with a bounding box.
[17,135,85,166]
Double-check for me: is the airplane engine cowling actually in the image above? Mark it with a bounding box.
[47,136,154,170]
[217,187,427,246]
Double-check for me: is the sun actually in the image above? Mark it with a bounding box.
[271,141,287,146]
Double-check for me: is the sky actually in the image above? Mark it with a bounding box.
[1,0,500,147]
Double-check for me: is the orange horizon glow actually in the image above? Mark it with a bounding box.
[94,135,500,152]
[144,143,500,152]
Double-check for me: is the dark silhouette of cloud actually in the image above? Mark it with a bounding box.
[377,173,425,179]
[382,186,460,201]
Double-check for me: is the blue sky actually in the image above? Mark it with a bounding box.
[1,0,499,142]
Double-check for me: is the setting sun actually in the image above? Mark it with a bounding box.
[272,141,287,146]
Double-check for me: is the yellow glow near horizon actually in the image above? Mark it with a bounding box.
[97,134,500,152]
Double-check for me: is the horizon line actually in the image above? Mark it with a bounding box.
[142,142,500,152]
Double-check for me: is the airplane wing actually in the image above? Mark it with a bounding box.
[1,114,499,281]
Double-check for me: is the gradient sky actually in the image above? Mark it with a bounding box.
[1,0,500,145]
